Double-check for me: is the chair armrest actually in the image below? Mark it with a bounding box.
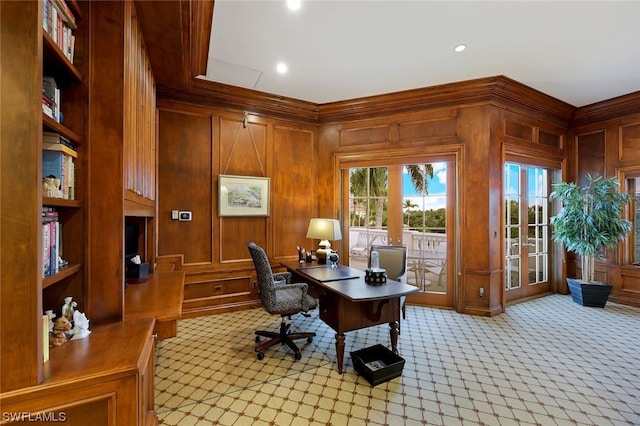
[273,271,292,284]
[275,281,309,295]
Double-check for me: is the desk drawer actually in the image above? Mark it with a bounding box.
[184,277,250,300]
[319,290,339,330]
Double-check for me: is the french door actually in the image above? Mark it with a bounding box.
[343,157,456,308]
[504,162,554,301]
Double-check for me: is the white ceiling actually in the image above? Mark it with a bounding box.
[205,0,640,107]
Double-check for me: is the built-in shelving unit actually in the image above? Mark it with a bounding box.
[40,0,85,317]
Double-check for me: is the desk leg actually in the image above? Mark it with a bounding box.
[389,321,399,354]
[335,333,345,374]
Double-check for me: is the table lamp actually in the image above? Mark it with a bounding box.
[306,218,342,264]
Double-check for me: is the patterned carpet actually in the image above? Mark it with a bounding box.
[155,294,640,425]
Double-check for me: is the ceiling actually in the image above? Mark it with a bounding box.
[204,0,640,108]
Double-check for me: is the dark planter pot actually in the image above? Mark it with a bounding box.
[566,277,612,308]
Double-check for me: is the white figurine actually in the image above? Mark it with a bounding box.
[62,296,77,322]
[70,310,91,340]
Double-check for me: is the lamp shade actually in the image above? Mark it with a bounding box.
[306,218,342,241]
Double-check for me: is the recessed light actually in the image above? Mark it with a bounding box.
[287,0,301,11]
[276,62,288,74]
[454,44,467,53]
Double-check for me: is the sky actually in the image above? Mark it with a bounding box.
[402,163,447,210]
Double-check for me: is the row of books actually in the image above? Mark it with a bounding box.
[42,207,62,278]
[43,140,76,200]
[43,76,61,122]
[43,131,77,157]
[43,0,76,63]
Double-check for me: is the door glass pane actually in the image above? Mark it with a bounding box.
[505,163,552,292]
[403,163,447,294]
[527,167,549,285]
[348,167,388,267]
[504,163,521,290]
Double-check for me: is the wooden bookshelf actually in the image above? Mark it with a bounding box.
[42,264,81,289]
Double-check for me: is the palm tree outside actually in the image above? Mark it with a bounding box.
[403,199,418,227]
[349,164,434,228]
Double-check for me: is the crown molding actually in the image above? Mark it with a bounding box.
[571,91,640,128]
[318,75,576,126]
[158,81,320,124]
[159,75,577,128]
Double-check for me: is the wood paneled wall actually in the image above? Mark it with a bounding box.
[569,92,640,306]
[156,70,640,315]
[158,76,578,316]
[157,100,318,316]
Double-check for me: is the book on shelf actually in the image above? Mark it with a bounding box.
[42,208,61,278]
[42,100,55,120]
[42,220,51,277]
[42,76,60,122]
[65,154,75,200]
[43,131,77,158]
[49,216,59,276]
[42,315,50,363]
[43,141,77,158]
[43,0,76,62]
[43,131,75,147]
[53,0,76,30]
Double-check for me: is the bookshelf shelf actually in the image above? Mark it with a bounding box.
[43,32,81,86]
[42,114,81,145]
[42,197,81,208]
[43,263,82,289]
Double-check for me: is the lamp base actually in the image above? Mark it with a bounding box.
[316,248,330,264]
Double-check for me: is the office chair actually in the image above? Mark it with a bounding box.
[369,245,408,319]
[248,242,317,361]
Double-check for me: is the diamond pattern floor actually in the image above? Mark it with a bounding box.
[155,294,640,425]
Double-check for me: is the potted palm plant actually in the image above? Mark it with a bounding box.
[550,173,632,307]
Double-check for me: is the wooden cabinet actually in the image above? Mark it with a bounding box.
[0,319,157,425]
[0,0,86,392]
[1,5,169,424]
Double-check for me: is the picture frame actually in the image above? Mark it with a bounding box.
[218,175,270,217]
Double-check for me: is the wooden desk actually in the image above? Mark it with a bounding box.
[125,270,185,339]
[281,262,418,374]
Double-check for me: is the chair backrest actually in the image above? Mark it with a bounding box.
[369,245,407,282]
[248,242,277,308]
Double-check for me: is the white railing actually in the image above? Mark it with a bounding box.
[348,228,446,258]
[348,227,448,291]
[404,230,446,258]
[348,228,388,257]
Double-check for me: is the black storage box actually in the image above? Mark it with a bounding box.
[350,344,405,386]
[126,261,149,283]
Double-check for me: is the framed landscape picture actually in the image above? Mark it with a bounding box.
[218,175,270,217]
